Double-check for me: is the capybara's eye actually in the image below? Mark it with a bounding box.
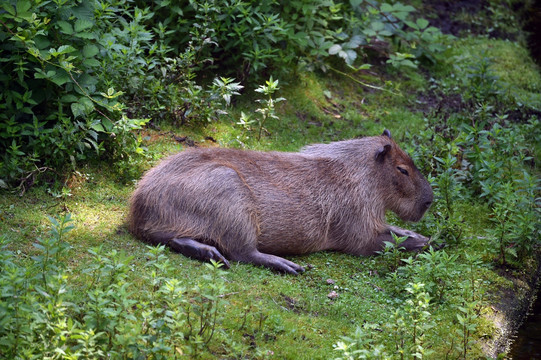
[397,166,409,176]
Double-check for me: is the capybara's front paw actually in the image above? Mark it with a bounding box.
[400,232,430,251]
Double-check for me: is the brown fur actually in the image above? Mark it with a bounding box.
[128,130,433,274]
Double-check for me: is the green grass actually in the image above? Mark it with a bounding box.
[0,186,508,359]
[0,96,521,359]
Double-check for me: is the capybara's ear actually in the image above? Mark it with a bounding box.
[382,129,392,138]
[375,144,391,163]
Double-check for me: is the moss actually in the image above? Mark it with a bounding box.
[448,37,541,110]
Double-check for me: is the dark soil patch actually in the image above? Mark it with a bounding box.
[415,90,465,115]
[508,285,541,358]
[424,0,486,36]
[412,89,468,136]
[423,0,518,41]
[414,88,541,133]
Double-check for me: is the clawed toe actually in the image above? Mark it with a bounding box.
[233,251,305,275]
[278,263,304,275]
[208,248,231,268]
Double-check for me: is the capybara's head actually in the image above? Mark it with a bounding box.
[376,130,433,222]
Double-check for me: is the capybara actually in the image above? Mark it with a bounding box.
[128,130,433,275]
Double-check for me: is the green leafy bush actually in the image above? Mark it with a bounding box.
[334,282,434,359]
[129,0,450,77]
[0,0,148,188]
[0,214,231,359]
[1,0,452,188]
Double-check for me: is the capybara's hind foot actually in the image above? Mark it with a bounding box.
[234,251,305,275]
[170,238,230,269]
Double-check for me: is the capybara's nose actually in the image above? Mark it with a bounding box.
[424,200,432,209]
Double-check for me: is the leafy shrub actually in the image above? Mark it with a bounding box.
[459,121,540,264]
[0,0,148,188]
[0,214,232,358]
[0,0,245,188]
[399,249,461,303]
[1,0,452,188]
[334,282,433,360]
[409,68,540,263]
[130,0,450,77]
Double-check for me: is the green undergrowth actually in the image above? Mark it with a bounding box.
[1,4,541,360]
[2,53,540,358]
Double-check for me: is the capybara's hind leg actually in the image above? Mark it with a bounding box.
[147,231,231,268]
[232,250,305,275]
[169,238,231,268]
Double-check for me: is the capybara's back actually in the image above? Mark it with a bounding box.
[128,130,433,274]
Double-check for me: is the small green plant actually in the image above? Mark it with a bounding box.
[387,52,418,69]
[240,76,286,141]
[463,55,501,104]
[454,298,479,359]
[403,283,433,359]
[333,282,433,360]
[432,148,464,245]
[459,120,540,264]
[399,249,460,303]
[334,322,390,360]
[377,232,408,273]
[488,182,518,266]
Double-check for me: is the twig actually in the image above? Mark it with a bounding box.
[329,66,402,96]
[366,281,384,292]
[18,166,54,196]
[218,292,239,298]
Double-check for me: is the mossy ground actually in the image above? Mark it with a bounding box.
[1,4,540,359]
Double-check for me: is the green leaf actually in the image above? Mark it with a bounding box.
[50,70,70,86]
[396,4,416,13]
[74,19,94,33]
[34,69,56,80]
[380,3,393,12]
[3,3,16,15]
[400,59,417,68]
[74,32,97,40]
[405,20,418,30]
[344,49,357,65]
[58,45,76,54]
[82,44,99,58]
[50,45,76,57]
[90,122,104,132]
[33,36,51,50]
[16,0,31,15]
[83,58,100,67]
[417,18,430,30]
[371,21,385,32]
[57,21,73,35]
[79,97,95,112]
[328,44,342,55]
[101,118,114,132]
[71,97,94,118]
[346,35,364,49]
[71,103,86,118]
[61,94,78,103]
